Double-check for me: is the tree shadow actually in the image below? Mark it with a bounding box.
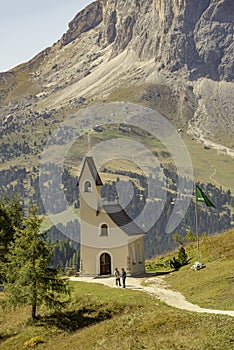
[38,306,115,332]
[0,332,18,343]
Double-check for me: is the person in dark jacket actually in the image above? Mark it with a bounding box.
[121,268,126,288]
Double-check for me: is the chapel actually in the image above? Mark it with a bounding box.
[78,156,146,276]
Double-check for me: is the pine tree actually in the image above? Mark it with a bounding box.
[0,207,12,263]
[2,207,70,321]
[0,194,24,266]
[5,192,24,228]
[178,246,188,265]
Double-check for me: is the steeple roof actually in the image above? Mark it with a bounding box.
[77,156,103,186]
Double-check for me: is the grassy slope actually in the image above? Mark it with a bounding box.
[182,134,234,191]
[0,230,234,350]
[36,128,234,234]
[148,229,234,310]
[0,283,233,350]
[1,81,233,191]
[64,125,234,189]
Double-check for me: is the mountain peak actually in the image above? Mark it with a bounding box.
[62,1,103,46]
[60,0,233,81]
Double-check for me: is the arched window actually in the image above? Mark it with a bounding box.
[84,180,92,192]
[100,224,108,236]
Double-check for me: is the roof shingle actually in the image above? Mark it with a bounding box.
[103,203,145,236]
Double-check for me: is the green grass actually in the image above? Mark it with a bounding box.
[182,134,234,191]
[1,230,234,349]
[1,281,234,350]
[62,125,234,191]
[147,229,234,310]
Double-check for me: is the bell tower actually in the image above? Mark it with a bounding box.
[78,156,103,223]
[77,157,103,275]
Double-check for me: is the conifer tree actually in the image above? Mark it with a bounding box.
[0,194,24,267]
[2,207,70,321]
[0,207,12,263]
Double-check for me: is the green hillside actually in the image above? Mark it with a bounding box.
[147,229,234,310]
[1,229,233,350]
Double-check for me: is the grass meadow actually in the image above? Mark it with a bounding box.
[0,230,234,349]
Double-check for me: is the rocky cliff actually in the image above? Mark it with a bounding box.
[0,0,233,156]
[62,0,233,81]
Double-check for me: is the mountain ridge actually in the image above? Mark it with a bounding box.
[0,0,233,164]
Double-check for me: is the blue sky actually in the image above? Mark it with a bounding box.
[0,0,93,72]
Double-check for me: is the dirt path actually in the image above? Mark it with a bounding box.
[70,275,234,317]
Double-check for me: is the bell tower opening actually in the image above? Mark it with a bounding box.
[84,180,92,192]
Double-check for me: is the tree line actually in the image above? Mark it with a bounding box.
[101,168,234,258]
[0,163,233,259]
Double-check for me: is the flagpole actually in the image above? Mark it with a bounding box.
[195,183,200,262]
[194,183,215,265]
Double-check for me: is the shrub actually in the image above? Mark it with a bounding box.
[169,246,191,270]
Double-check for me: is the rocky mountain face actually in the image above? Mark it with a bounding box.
[63,0,233,81]
[0,0,234,158]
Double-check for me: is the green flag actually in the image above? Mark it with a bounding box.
[196,185,215,208]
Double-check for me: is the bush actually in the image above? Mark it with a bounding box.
[169,246,191,270]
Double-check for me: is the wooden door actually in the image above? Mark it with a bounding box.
[100,253,111,275]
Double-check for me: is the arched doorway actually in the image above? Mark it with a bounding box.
[100,253,111,275]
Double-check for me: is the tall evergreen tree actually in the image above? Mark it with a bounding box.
[2,207,70,321]
[0,193,24,266]
[0,207,12,264]
[6,192,24,228]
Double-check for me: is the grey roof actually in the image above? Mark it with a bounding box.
[77,156,103,186]
[103,204,145,236]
